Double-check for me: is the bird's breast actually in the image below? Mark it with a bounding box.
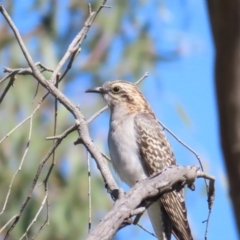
[108,116,146,187]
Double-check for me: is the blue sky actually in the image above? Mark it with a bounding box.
[104,1,238,239]
[4,0,238,239]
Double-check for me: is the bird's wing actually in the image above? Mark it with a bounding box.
[134,112,193,240]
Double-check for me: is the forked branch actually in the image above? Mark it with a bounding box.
[86,165,215,240]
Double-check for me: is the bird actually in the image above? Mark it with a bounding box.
[86,80,193,240]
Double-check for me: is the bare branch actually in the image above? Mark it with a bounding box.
[0,71,14,84]
[0,74,16,104]
[0,113,33,215]
[0,215,18,234]
[87,151,92,232]
[134,72,148,85]
[159,121,207,183]
[101,152,111,162]
[3,63,53,75]
[3,136,64,239]
[88,3,92,15]
[0,4,118,238]
[19,189,49,240]
[21,77,60,239]
[0,96,43,145]
[31,198,50,240]
[86,165,215,240]
[50,0,109,84]
[136,223,157,238]
[4,67,32,75]
[87,106,108,124]
[0,4,44,80]
[0,1,118,193]
[46,124,77,140]
[158,121,212,237]
[0,97,47,218]
[0,63,53,103]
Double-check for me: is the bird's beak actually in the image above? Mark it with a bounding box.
[85,87,104,94]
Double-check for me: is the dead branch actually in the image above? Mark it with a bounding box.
[0,3,118,193]
[86,165,215,240]
[49,0,108,83]
[0,2,119,238]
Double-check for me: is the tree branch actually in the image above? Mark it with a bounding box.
[0,2,118,191]
[0,3,119,238]
[49,0,109,83]
[86,165,215,240]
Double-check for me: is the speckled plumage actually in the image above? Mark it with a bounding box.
[86,80,193,240]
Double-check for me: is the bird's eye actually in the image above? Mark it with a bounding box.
[112,86,121,93]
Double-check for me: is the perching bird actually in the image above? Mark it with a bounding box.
[86,80,193,240]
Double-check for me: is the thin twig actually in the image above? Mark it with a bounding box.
[46,125,77,140]
[0,96,44,145]
[101,152,111,162]
[0,74,16,104]
[51,74,59,177]
[0,2,119,238]
[34,182,44,190]
[1,0,118,191]
[87,151,92,232]
[0,71,16,84]
[0,63,52,102]
[0,113,34,216]
[0,73,11,84]
[0,4,48,91]
[49,0,108,84]
[203,210,211,240]
[95,0,108,15]
[3,102,77,237]
[37,125,79,186]
[137,223,157,238]
[29,77,60,238]
[4,63,53,75]
[36,62,54,73]
[198,171,215,240]
[3,137,63,239]
[25,76,60,239]
[159,121,207,185]
[159,121,213,239]
[88,3,92,14]
[58,47,82,82]
[4,66,32,75]
[159,120,211,209]
[87,105,108,124]
[134,72,148,85]
[19,189,48,240]
[0,62,52,87]
[32,82,40,101]
[48,1,110,85]
[0,115,29,144]
[0,215,18,233]
[31,198,50,240]
[0,95,47,222]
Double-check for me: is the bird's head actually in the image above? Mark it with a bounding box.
[86,80,153,114]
